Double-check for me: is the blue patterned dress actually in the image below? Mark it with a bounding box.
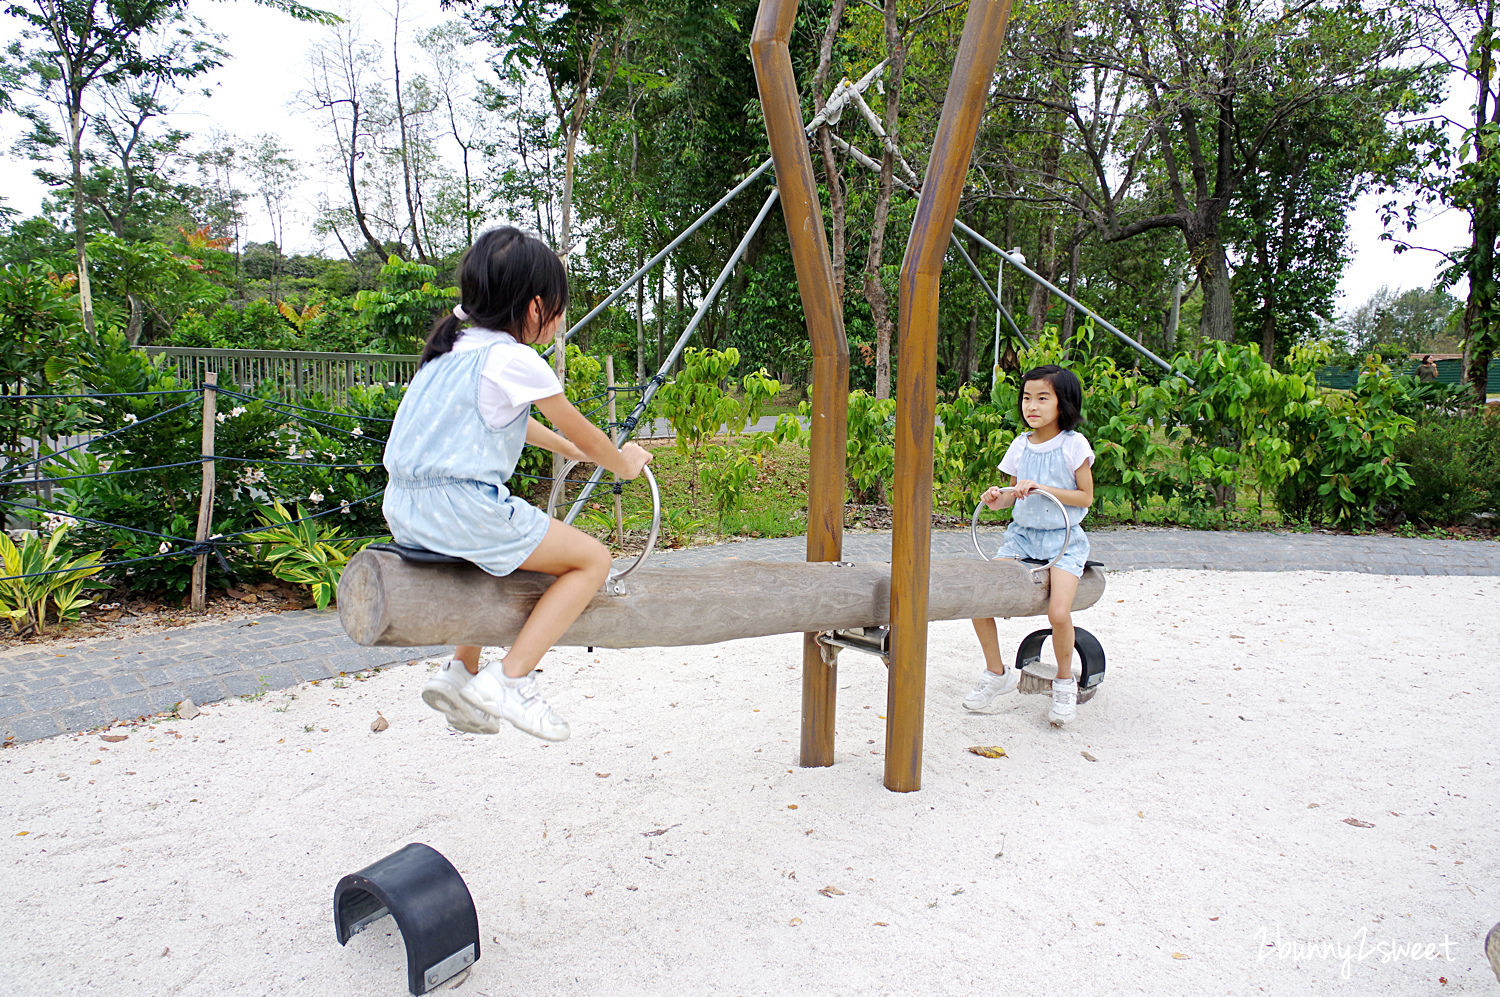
[382,344,553,576]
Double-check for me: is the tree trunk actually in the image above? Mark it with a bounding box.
[867,0,905,400]
[391,2,429,264]
[1190,224,1234,342]
[813,0,849,302]
[1462,0,1499,407]
[68,101,96,341]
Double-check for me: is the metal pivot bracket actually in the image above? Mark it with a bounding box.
[334,842,481,995]
[817,625,892,665]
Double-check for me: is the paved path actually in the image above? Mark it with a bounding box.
[3,527,1497,746]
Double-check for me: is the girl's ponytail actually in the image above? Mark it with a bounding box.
[420,310,464,367]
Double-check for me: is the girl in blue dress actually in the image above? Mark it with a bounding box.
[382,227,651,742]
[962,364,1095,725]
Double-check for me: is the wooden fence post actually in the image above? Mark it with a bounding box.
[604,355,624,546]
[191,372,217,611]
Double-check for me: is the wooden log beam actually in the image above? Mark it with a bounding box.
[338,549,1104,650]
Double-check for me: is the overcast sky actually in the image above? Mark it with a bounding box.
[0,1,1474,313]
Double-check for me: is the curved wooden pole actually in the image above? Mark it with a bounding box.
[887,0,1014,793]
[751,0,850,769]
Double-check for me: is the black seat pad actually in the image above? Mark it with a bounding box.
[369,542,473,567]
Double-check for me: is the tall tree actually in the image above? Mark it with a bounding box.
[2,0,223,338]
[1391,0,1500,403]
[1004,0,1422,343]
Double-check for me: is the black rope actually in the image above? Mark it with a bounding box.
[0,497,196,544]
[0,547,198,584]
[211,455,385,471]
[0,398,199,478]
[217,387,395,424]
[0,389,199,401]
[207,489,386,542]
[0,458,209,487]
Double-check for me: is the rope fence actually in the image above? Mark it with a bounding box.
[0,368,654,606]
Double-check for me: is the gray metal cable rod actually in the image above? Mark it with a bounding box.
[826,131,1029,348]
[546,60,889,358]
[949,233,1031,349]
[826,131,1185,381]
[559,187,783,526]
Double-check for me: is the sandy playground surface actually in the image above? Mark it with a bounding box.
[2,568,1499,996]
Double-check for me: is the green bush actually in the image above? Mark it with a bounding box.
[1392,410,1500,526]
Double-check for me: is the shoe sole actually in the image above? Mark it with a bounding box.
[422,683,500,735]
[1486,922,1500,982]
[460,687,570,742]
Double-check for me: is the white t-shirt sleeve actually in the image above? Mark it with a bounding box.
[997,434,1027,478]
[478,343,563,428]
[1065,432,1096,471]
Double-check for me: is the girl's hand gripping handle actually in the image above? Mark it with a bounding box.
[616,441,651,480]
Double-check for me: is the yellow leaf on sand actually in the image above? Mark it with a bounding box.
[1172,952,1190,960]
[967,745,1007,758]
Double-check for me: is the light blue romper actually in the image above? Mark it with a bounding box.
[382,344,552,576]
[995,430,1093,577]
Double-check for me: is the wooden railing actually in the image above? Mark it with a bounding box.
[138,347,421,404]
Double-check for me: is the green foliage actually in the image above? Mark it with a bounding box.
[1392,409,1500,527]
[243,500,385,609]
[353,256,454,354]
[86,234,228,342]
[650,347,781,522]
[0,525,106,634]
[0,264,92,463]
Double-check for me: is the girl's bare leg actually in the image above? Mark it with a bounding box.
[1047,567,1081,680]
[971,617,1006,673]
[502,519,610,678]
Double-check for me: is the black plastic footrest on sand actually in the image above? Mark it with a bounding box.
[334,842,481,995]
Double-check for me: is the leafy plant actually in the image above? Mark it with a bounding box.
[242,500,386,609]
[0,525,106,634]
[353,256,454,354]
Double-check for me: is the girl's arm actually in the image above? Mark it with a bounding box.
[1014,462,1094,508]
[525,417,585,461]
[533,392,651,479]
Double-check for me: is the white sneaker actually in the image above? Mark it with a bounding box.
[462,669,571,742]
[962,668,1021,711]
[421,659,501,734]
[1486,921,1500,983]
[1048,677,1077,726]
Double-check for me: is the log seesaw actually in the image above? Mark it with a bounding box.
[336,468,1106,699]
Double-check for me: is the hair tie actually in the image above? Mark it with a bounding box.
[452,304,469,321]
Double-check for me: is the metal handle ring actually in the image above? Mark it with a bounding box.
[547,459,661,589]
[971,486,1071,574]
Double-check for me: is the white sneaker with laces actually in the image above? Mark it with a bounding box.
[421,659,501,734]
[462,669,571,742]
[962,667,1021,711]
[1048,676,1078,726]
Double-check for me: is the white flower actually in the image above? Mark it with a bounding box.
[215,412,226,423]
[43,512,69,533]
[122,413,138,424]
[230,406,247,418]
[351,427,363,437]
[287,449,300,459]
[309,491,324,504]
[339,499,351,514]
[158,541,171,554]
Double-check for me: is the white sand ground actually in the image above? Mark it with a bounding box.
[3,569,1498,997]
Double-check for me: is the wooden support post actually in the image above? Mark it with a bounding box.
[886,0,1013,793]
[605,355,624,546]
[751,0,849,770]
[191,372,218,612]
